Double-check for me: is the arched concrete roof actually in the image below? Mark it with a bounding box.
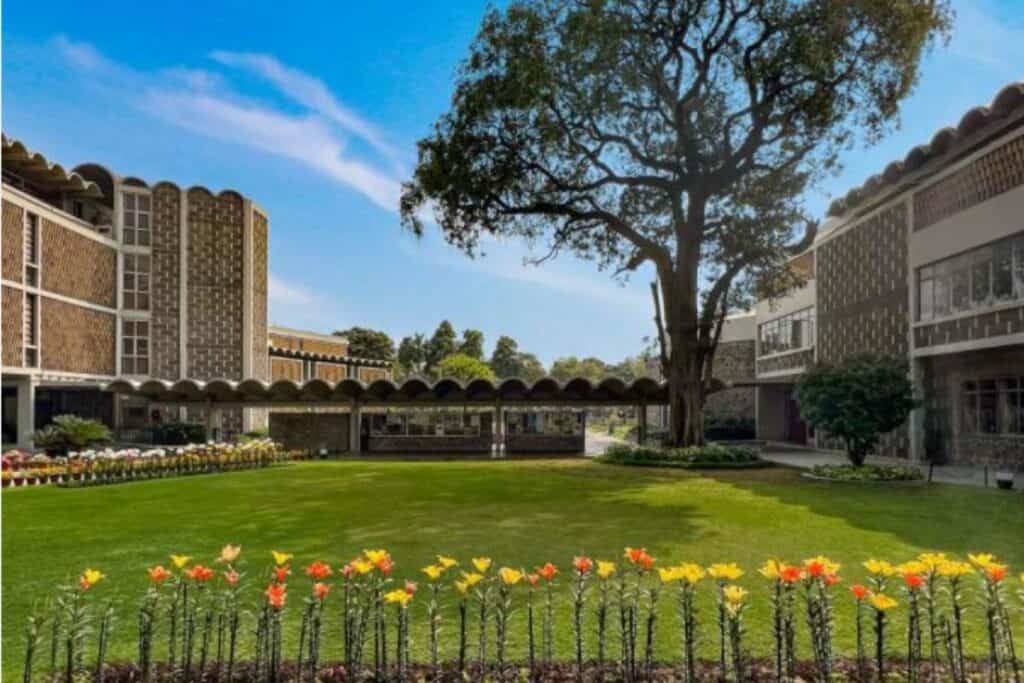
[104,376,729,406]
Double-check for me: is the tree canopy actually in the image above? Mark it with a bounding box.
[402,0,951,445]
[334,327,395,361]
[437,353,499,382]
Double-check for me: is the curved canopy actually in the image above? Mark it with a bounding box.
[104,376,728,406]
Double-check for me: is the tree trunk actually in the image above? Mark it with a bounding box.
[662,230,706,448]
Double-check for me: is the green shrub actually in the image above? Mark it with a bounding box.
[33,415,111,455]
[598,443,763,468]
[809,463,923,482]
[144,422,206,446]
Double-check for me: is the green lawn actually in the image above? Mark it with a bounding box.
[3,459,1022,678]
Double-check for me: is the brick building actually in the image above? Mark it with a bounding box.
[751,82,1024,465]
[1,136,388,447]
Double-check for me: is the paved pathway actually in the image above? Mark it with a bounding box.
[585,430,626,456]
[760,445,1023,490]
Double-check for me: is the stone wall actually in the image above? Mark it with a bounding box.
[40,298,115,375]
[269,412,349,453]
[252,211,270,381]
[271,357,303,382]
[41,219,117,308]
[150,183,181,380]
[817,202,911,456]
[358,367,389,383]
[315,362,346,382]
[914,135,1024,231]
[706,339,756,423]
[2,285,22,366]
[2,200,23,282]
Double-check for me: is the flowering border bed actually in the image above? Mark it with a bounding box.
[2,440,305,489]
[597,443,768,470]
[24,547,1022,683]
[803,463,925,484]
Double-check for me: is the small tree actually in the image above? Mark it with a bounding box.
[34,415,112,455]
[795,355,918,467]
[437,353,498,383]
[334,327,395,361]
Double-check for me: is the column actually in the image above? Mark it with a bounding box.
[16,376,36,449]
[204,403,221,442]
[349,401,362,455]
[638,400,648,445]
[908,357,926,463]
[494,401,504,458]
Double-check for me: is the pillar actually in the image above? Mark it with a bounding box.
[205,403,222,442]
[638,400,648,445]
[908,357,926,463]
[494,401,504,458]
[349,401,362,455]
[16,376,36,449]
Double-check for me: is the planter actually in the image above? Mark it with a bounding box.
[801,472,928,486]
[995,472,1015,490]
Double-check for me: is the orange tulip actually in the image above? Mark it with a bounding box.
[527,573,540,587]
[851,584,869,601]
[780,566,803,584]
[573,556,593,574]
[903,573,925,590]
[376,557,394,576]
[224,570,240,586]
[148,566,171,584]
[825,573,841,587]
[637,551,656,571]
[305,561,333,581]
[188,565,215,582]
[986,564,1007,583]
[273,566,291,584]
[404,580,418,595]
[265,582,287,610]
[625,547,648,565]
[313,582,331,601]
[805,559,827,578]
[537,562,559,581]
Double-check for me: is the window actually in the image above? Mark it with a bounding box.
[918,233,1024,322]
[24,293,38,367]
[24,212,39,287]
[758,307,815,356]
[122,253,150,310]
[302,360,315,381]
[962,377,1024,435]
[122,320,149,375]
[122,192,151,246]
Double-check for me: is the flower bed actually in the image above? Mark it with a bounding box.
[597,443,767,469]
[1,440,304,488]
[23,547,1021,683]
[806,463,925,483]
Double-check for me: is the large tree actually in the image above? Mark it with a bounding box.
[458,328,486,359]
[396,333,428,378]
[401,0,950,445]
[437,353,499,382]
[425,320,459,375]
[334,327,395,361]
[490,334,548,380]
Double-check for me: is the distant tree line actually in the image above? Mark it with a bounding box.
[334,322,655,384]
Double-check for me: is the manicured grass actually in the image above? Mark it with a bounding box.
[2,459,1022,678]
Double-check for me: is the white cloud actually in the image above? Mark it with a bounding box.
[269,274,317,306]
[209,51,402,165]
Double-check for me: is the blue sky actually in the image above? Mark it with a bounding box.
[3,0,1023,366]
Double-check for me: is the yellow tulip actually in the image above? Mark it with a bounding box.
[597,561,616,580]
[461,572,484,588]
[862,559,895,577]
[897,560,928,576]
[917,553,947,571]
[707,563,743,581]
[422,565,444,581]
[678,563,706,585]
[759,559,782,580]
[499,567,523,585]
[81,568,105,587]
[870,594,898,611]
[936,561,973,578]
[170,554,192,570]
[804,555,841,576]
[364,549,389,564]
[968,553,997,570]
[351,559,374,575]
[455,580,469,595]
[383,589,412,607]
[723,585,747,604]
[437,555,458,569]
[271,551,293,566]
[472,557,492,573]
[658,567,681,583]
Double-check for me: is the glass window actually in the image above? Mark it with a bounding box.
[122,192,152,246]
[122,320,149,375]
[758,307,814,356]
[962,377,1024,435]
[122,254,150,310]
[918,233,1024,321]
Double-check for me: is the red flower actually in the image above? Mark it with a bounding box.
[341,563,356,579]
[404,581,418,595]
[780,566,803,584]
[313,582,331,601]
[527,573,540,587]
[78,576,93,591]
[188,565,215,582]
[224,570,240,586]
[986,565,1007,583]
[265,583,287,610]
[824,574,841,587]
[625,547,648,565]
[805,560,827,578]
[851,584,869,601]
[903,573,925,590]
[537,562,559,581]
[375,557,394,576]
[573,556,593,574]
[637,552,656,571]
[273,566,291,584]
[305,561,333,581]
[147,566,171,584]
